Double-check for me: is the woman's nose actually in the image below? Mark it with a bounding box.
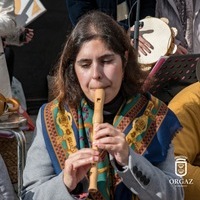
[92,65,102,80]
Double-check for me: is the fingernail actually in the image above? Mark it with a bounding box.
[93,156,99,162]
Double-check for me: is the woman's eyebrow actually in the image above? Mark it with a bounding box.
[76,59,91,64]
[99,53,115,59]
[76,53,115,64]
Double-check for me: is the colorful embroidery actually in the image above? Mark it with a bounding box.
[56,110,77,155]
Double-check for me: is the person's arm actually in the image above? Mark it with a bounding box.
[0,0,17,37]
[5,28,34,46]
[110,144,184,200]
[22,109,76,200]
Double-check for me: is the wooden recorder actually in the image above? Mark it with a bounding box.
[88,89,105,192]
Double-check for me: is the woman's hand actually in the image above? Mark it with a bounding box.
[19,28,34,44]
[130,26,154,56]
[175,45,188,55]
[93,123,129,166]
[63,148,100,191]
[133,35,154,56]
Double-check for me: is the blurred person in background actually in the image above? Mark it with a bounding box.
[66,0,156,29]
[156,0,200,54]
[0,154,17,200]
[168,63,200,200]
[65,0,156,53]
[0,0,33,199]
[0,0,34,98]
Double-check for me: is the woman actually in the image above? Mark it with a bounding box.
[22,11,183,200]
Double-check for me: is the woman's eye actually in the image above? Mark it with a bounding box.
[103,59,112,64]
[81,64,90,68]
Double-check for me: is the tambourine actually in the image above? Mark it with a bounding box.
[137,17,178,70]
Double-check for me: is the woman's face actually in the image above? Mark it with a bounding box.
[74,39,124,103]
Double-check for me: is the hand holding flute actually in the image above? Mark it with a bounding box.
[88,88,130,192]
[63,88,128,193]
[89,88,105,192]
[63,89,104,192]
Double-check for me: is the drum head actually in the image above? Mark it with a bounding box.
[138,17,172,65]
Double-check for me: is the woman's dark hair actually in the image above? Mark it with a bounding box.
[52,11,147,108]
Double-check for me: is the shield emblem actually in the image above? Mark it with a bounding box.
[175,157,187,177]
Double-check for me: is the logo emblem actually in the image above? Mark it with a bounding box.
[175,157,187,177]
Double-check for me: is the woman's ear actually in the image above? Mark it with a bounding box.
[124,51,128,65]
[124,51,128,61]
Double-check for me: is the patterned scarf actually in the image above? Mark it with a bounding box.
[41,93,181,200]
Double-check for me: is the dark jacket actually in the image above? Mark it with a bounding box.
[66,0,156,29]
